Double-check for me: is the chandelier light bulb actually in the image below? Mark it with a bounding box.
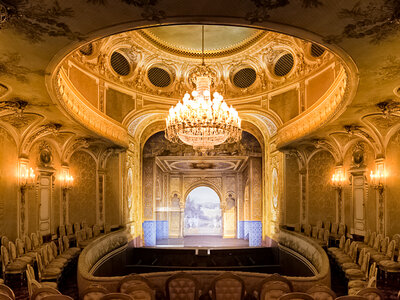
[165,71,242,152]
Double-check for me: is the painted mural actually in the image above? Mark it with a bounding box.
[184,187,222,236]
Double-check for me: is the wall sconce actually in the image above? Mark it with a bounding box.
[330,170,347,190]
[19,165,36,190]
[370,169,386,193]
[60,173,74,190]
[331,168,346,224]
[60,170,73,225]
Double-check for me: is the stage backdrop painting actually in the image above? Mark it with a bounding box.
[184,187,222,236]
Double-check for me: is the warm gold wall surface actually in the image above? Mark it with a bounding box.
[284,154,300,225]
[105,153,121,226]
[0,127,18,240]
[69,151,97,225]
[307,151,336,225]
[386,135,400,236]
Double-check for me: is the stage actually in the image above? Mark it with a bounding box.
[153,235,250,248]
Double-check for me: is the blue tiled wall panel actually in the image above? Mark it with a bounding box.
[244,221,250,240]
[142,221,156,246]
[237,221,244,239]
[156,220,169,240]
[249,221,262,247]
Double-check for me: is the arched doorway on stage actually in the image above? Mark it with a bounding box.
[184,186,222,236]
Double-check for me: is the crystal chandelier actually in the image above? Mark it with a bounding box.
[165,27,242,152]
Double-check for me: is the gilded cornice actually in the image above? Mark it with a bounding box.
[276,66,348,148]
[55,69,129,148]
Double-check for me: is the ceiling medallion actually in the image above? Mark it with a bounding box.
[165,26,242,153]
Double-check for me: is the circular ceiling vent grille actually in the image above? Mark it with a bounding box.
[147,67,171,88]
[79,43,93,56]
[274,53,294,77]
[110,52,130,76]
[311,43,325,57]
[233,68,257,88]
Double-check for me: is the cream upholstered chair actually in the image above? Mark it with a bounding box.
[255,273,293,300]
[377,249,400,280]
[316,220,323,229]
[1,245,26,284]
[327,235,345,257]
[0,284,15,300]
[45,244,66,269]
[36,251,62,283]
[332,239,351,260]
[311,226,318,239]
[365,235,384,256]
[80,284,109,300]
[125,286,155,300]
[342,248,366,272]
[119,274,154,294]
[356,287,385,300]
[31,287,61,300]
[303,224,312,237]
[26,263,58,298]
[277,293,314,300]
[62,236,81,258]
[73,223,81,233]
[100,293,133,300]
[8,241,32,265]
[371,239,396,264]
[336,241,358,265]
[345,252,370,280]
[294,224,301,233]
[15,238,36,262]
[93,225,101,238]
[323,220,331,231]
[348,263,377,295]
[306,285,336,300]
[166,272,200,300]
[210,272,244,300]
[335,297,366,300]
[41,296,74,300]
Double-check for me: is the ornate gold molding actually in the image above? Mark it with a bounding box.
[55,68,129,147]
[276,66,348,148]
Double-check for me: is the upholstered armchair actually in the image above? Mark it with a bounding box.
[100,293,134,300]
[31,287,61,300]
[255,273,293,300]
[327,235,345,258]
[36,251,62,283]
[277,292,314,300]
[125,286,156,300]
[341,248,366,272]
[303,225,312,237]
[306,285,336,300]
[323,220,331,231]
[372,239,395,265]
[345,252,370,281]
[335,241,357,265]
[0,284,15,300]
[62,236,81,258]
[26,264,57,298]
[356,287,385,300]
[166,272,200,300]
[80,284,109,300]
[119,274,155,294]
[348,263,377,295]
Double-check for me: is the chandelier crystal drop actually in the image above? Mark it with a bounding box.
[165,26,242,152]
[165,74,242,152]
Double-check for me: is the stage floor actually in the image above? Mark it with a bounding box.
[154,235,250,248]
